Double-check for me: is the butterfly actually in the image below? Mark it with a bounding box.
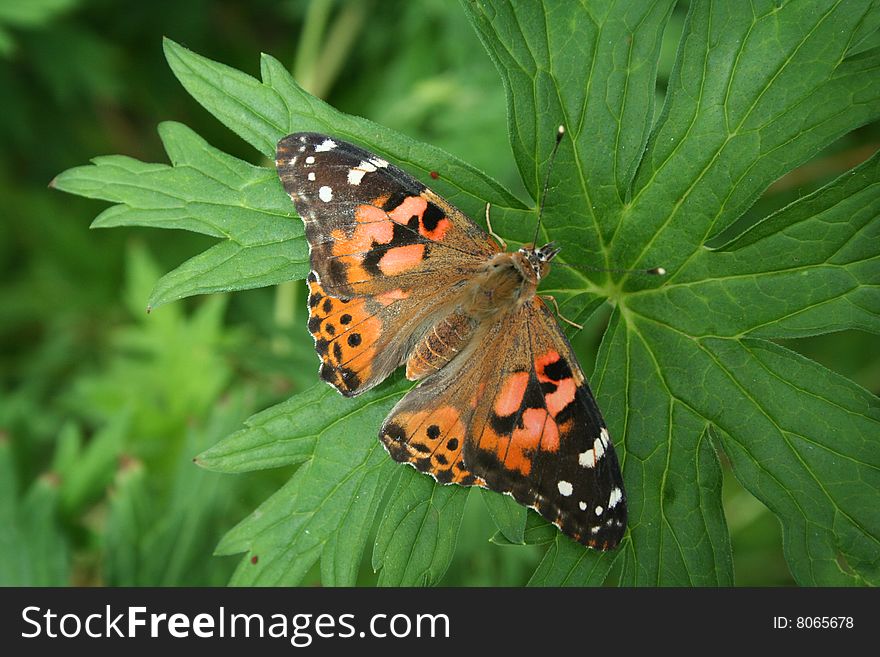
[275,132,626,549]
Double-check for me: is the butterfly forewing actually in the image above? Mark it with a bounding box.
[276,133,495,395]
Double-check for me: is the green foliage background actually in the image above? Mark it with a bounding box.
[2,0,878,586]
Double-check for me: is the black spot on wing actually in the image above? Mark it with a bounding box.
[422,203,445,232]
[435,469,453,484]
[522,375,546,410]
[543,357,573,382]
[308,315,322,334]
[489,412,517,436]
[381,191,407,212]
[383,421,406,444]
[327,259,346,286]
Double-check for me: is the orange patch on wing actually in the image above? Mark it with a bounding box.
[509,409,560,474]
[494,372,529,416]
[329,206,394,257]
[420,217,451,241]
[307,277,383,390]
[378,244,425,275]
[355,204,388,224]
[339,343,378,374]
[387,195,427,224]
[545,379,576,417]
[481,407,562,477]
[534,349,576,417]
[535,350,562,381]
[376,288,410,306]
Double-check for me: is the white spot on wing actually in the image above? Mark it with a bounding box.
[347,160,377,185]
[578,501,587,511]
[578,434,607,468]
[318,186,333,202]
[608,487,623,509]
[305,156,315,164]
[369,157,388,168]
[557,480,573,497]
[308,172,315,181]
[595,505,604,516]
[288,157,297,165]
[315,139,337,152]
[591,526,600,535]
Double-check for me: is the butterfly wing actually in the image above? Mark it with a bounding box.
[277,133,498,297]
[276,133,500,396]
[380,298,626,549]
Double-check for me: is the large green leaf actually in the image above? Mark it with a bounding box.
[204,376,458,586]
[55,0,880,586]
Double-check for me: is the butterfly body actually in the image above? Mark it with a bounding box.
[276,132,626,549]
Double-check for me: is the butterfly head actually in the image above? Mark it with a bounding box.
[516,242,560,283]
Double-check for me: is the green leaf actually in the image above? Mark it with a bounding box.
[162,37,526,214]
[214,378,410,586]
[373,468,469,586]
[466,0,879,586]
[618,0,880,275]
[51,122,305,308]
[481,488,527,544]
[629,152,880,339]
[58,1,880,586]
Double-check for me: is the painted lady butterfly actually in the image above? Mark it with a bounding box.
[275,131,626,549]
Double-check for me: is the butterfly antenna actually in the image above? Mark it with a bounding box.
[532,125,566,247]
[555,262,667,276]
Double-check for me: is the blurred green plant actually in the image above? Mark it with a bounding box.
[0,0,78,56]
[1,239,262,585]
[51,0,880,588]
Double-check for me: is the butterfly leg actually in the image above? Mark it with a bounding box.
[540,295,583,330]
[484,203,507,251]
